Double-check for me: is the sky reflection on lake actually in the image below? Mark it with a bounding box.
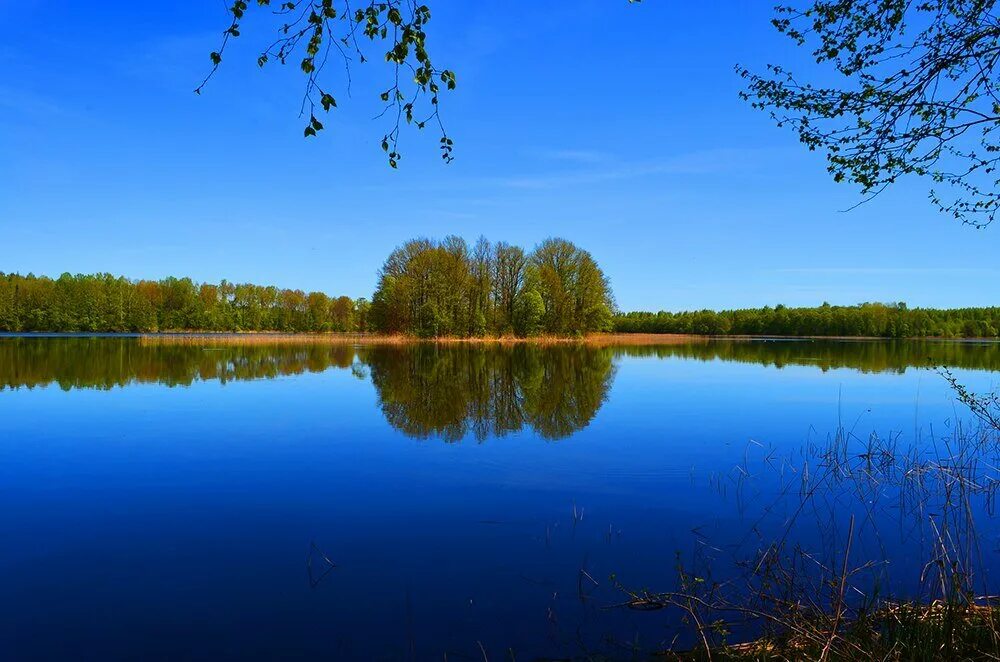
[1,338,998,659]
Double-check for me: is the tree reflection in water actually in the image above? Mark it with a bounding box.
[362,344,616,441]
[3,336,999,440]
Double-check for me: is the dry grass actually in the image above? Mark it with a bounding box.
[138,332,407,346]
[582,333,709,346]
[659,601,1000,660]
[137,332,707,346]
[631,407,1000,661]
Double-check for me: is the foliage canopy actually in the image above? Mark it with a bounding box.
[0,272,367,333]
[616,302,1000,338]
[370,236,616,337]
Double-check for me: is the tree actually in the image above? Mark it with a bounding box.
[307,291,331,330]
[417,300,442,338]
[469,236,494,335]
[492,242,528,334]
[200,0,456,168]
[529,238,614,335]
[740,1,1000,227]
[330,295,355,332]
[513,288,544,337]
[354,297,372,332]
[530,239,577,335]
[369,236,615,337]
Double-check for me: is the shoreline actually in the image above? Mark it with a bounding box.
[1,332,998,344]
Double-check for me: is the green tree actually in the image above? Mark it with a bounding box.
[370,236,615,337]
[529,238,614,335]
[0,272,357,334]
[354,297,372,333]
[492,242,527,334]
[417,301,442,338]
[513,289,545,337]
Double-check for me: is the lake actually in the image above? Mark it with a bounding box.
[2,337,999,660]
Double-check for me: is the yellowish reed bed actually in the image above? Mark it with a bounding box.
[137,332,707,346]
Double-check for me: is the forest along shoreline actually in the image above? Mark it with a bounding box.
[2,236,999,339]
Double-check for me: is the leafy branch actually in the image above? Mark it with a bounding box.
[740,1,1000,227]
[196,0,456,167]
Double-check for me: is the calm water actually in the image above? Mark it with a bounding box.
[2,337,999,660]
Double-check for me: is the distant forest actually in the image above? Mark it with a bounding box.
[0,272,366,334]
[614,304,1000,338]
[0,236,616,336]
[1,261,998,338]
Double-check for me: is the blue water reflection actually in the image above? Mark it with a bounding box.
[1,338,998,659]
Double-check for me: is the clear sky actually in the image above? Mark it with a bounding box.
[1,2,997,312]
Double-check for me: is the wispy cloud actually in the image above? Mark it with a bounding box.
[531,148,610,164]
[355,146,787,196]
[771,267,999,275]
[488,147,780,190]
[0,85,71,118]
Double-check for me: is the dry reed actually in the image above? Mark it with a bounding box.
[137,332,708,347]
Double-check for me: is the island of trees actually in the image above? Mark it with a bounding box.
[1,238,998,338]
[369,237,614,337]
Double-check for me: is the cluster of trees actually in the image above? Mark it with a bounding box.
[370,236,615,337]
[615,303,1000,338]
[0,272,370,333]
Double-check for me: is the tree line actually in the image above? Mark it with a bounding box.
[370,236,615,337]
[0,236,616,336]
[4,270,998,339]
[614,303,1000,339]
[0,272,369,333]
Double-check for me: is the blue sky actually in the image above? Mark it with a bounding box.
[1,1,997,311]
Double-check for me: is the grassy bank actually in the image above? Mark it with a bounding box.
[662,601,1000,660]
[618,397,1000,661]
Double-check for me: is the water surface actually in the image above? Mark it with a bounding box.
[1,337,998,659]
